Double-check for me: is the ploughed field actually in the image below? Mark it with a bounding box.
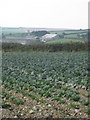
[1,52,89,118]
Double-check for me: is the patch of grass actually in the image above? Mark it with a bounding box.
[54,107,58,111]
[83,100,89,106]
[28,93,45,103]
[2,102,11,109]
[71,103,80,109]
[13,99,24,105]
[58,98,66,104]
[86,109,90,115]
[39,99,45,103]
[44,91,52,98]
[71,94,80,101]
[2,92,11,99]
[82,93,88,97]
[51,96,60,101]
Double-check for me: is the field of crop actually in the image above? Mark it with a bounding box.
[1,51,89,118]
[50,29,87,35]
[49,29,87,44]
[46,39,85,44]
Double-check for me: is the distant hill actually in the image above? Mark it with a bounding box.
[30,31,50,37]
[2,27,88,45]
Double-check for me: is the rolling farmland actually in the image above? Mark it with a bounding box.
[1,27,89,119]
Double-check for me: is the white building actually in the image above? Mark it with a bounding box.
[41,34,59,41]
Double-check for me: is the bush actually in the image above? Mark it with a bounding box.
[2,42,88,52]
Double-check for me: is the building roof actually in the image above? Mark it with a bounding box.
[41,34,57,39]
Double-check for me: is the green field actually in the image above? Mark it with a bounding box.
[49,29,88,44]
[1,51,89,118]
[46,39,85,44]
[50,29,88,35]
[2,28,26,34]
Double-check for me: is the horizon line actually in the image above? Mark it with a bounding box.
[0,26,88,30]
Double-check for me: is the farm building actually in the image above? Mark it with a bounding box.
[41,34,60,41]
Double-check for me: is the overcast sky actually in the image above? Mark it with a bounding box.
[0,0,89,29]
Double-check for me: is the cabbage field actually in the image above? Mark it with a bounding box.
[1,51,89,118]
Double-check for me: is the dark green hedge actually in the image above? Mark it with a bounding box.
[2,42,88,52]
